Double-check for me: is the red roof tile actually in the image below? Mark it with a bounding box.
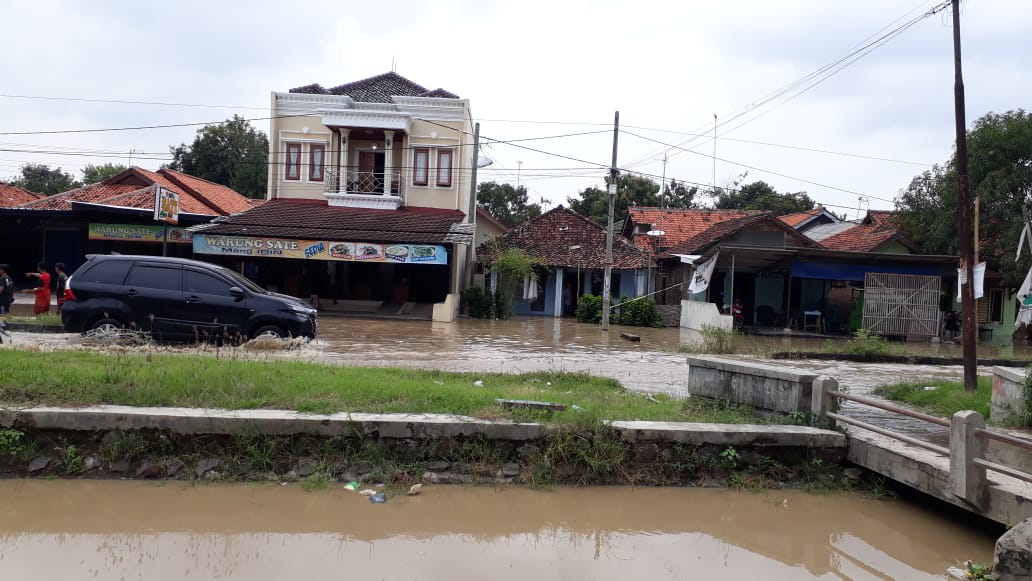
[778,208,824,227]
[482,206,653,269]
[20,182,143,211]
[819,210,916,252]
[0,183,43,207]
[196,199,466,244]
[16,166,255,217]
[158,169,256,214]
[820,223,899,252]
[625,208,766,252]
[667,213,823,255]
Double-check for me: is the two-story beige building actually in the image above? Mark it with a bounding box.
[192,72,477,321]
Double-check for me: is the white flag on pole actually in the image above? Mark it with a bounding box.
[1018,224,1029,262]
[1017,267,1032,327]
[688,252,719,295]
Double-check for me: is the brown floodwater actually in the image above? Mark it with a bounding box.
[0,481,995,580]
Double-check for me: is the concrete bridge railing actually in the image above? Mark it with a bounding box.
[684,355,1031,523]
[812,386,1032,525]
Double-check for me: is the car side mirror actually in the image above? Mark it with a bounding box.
[229,286,245,300]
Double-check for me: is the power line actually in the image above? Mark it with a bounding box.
[623,0,951,168]
[621,129,897,204]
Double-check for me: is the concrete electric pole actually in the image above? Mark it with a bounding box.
[602,112,619,331]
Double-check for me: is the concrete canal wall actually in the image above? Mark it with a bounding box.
[0,405,847,485]
[685,355,816,414]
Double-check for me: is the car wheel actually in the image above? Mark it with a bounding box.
[250,325,287,340]
[88,317,123,336]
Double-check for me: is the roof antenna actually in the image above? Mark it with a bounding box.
[391,56,396,72]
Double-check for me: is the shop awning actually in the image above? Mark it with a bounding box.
[789,260,940,281]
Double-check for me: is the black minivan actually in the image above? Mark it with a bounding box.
[61,255,317,341]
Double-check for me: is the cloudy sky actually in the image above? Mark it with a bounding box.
[1,0,1029,218]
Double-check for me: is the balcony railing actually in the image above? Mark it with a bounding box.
[325,167,405,198]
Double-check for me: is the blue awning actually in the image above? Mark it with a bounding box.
[789,260,939,281]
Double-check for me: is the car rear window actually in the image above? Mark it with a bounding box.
[77,260,132,285]
[126,265,182,290]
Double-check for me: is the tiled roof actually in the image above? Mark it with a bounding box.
[667,213,823,255]
[481,206,653,269]
[289,72,459,102]
[819,210,912,252]
[16,167,254,217]
[196,199,466,244]
[158,168,257,214]
[21,182,142,211]
[0,183,43,207]
[820,223,899,252]
[625,207,765,254]
[778,208,824,228]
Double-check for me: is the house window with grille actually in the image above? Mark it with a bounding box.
[436,149,453,187]
[309,144,325,182]
[285,142,302,181]
[413,148,429,186]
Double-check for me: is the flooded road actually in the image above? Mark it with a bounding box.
[0,480,994,580]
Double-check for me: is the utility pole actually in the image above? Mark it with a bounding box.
[602,112,619,331]
[516,160,523,191]
[465,122,481,290]
[952,0,977,391]
[712,114,717,194]
[658,153,668,208]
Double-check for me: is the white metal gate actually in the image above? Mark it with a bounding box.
[862,273,941,339]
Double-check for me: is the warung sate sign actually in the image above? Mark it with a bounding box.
[192,234,448,265]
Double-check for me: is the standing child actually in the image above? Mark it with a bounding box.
[54,263,68,314]
[23,262,52,315]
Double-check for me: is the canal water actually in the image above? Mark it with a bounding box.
[0,481,995,580]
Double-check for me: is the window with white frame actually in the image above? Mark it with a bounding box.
[285,142,302,181]
[413,148,429,186]
[309,144,325,182]
[436,148,453,187]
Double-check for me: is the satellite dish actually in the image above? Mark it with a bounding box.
[645,230,665,236]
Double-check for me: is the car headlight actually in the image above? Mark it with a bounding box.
[289,304,315,315]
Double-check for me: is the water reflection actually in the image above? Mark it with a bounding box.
[0,481,994,580]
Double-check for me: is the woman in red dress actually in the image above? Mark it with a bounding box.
[24,262,52,315]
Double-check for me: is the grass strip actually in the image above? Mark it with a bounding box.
[873,377,992,419]
[0,349,768,424]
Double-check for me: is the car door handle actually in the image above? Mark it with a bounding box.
[185,295,201,304]
[126,289,138,297]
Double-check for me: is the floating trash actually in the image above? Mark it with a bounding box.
[343,481,361,491]
[369,492,387,504]
[406,484,423,496]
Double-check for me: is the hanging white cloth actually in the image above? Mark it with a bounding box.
[688,252,719,295]
[523,274,539,301]
[1017,267,1032,326]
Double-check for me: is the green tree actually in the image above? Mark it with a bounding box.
[14,164,78,195]
[168,115,269,199]
[896,109,1032,283]
[81,163,127,184]
[714,178,815,215]
[476,181,543,227]
[663,178,699,209]
[568,174,661,225]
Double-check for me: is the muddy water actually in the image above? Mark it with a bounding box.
[0,481,994,580]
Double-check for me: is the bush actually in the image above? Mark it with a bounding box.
[845,329,889,357]
[461,286,494,319]
[576,294,604,323]
[617,297,663,327]
[679,324,738,354]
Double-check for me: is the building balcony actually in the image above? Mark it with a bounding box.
[324,168,404,210]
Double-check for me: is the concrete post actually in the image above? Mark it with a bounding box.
[810,376,838,422]
[950,410,988,508]
[383,130,395,195]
